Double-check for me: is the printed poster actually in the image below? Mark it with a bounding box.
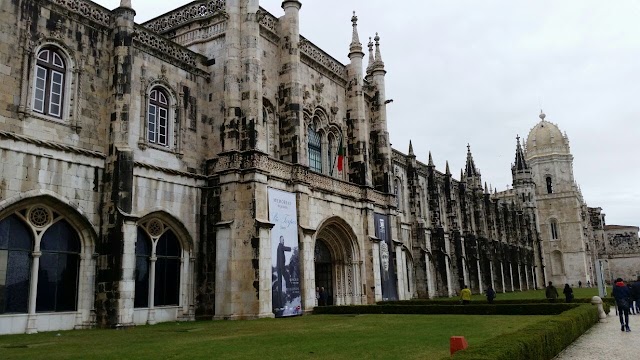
[268,188,302,317]
[375,213,398,301]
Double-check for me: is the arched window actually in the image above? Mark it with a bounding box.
[546,176,553,194]
[36,220,80,312]
[32,47,66,118]
[328,135,334,175]
[308,124,322,173]
[155,230,180,306]
[135,220,181,308]
[0,215,32,314]
[134,228,151,308]
[551,250,564,275]
[550,220,559,240]
[148,88,170,147]
[1,209,82,315]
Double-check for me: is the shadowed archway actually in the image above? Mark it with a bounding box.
[313,217,363,306]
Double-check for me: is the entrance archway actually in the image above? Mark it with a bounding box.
[314,240,333,306]
[313,217,363,306]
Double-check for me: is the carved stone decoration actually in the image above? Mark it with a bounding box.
[49,0,111,28]
[142,0,227,34]
[299,36,347,83]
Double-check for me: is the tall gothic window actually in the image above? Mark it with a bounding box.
[32,48,66,118]
[36,220,80,312]
[546,176,553,194]
[0,215,32,314]
[550,220,559,240]
[328,136,334,174]
[148,88,170,147]
[135,220,181,308]
[308,125,322,173]
[0,210,80,314]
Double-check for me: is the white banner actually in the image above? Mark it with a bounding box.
[268,188,302,317]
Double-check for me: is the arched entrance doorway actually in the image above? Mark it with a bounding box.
[313,217,363,306]
[314,240,333,306]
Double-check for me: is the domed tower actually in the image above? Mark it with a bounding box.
[525,111,592,287]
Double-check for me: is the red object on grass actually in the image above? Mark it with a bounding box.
[450,336,468,357]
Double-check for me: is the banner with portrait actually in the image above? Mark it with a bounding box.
[375,213,398,301]
[268,188,302,317]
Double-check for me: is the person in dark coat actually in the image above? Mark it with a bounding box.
[612,277,632,332]
[562,284,574,303]
[545,281,559,303]
[631,276,640,314]
[486,286,496,304]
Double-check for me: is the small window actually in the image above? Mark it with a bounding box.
[148,88,170,147]
[550,220,559,240]
[546,176,553,194]
[308,125,322,173]
[32,48,66,118]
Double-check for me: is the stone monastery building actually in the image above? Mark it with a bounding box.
[0,0,625,334]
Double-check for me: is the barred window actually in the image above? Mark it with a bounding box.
[32,48,66,118]
[148,88,170,147]
[308,125,322,173]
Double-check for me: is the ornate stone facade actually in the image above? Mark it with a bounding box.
[0,0,631,336]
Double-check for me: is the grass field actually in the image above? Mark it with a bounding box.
[0,314,551,360]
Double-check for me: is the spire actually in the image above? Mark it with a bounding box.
[539,109,546,121]
[366,37,374,73]
[460,168,464,181]
[428,151,434,166]
[514,135,528,171]
[408,140,414,156]
[484,182,489,194]
[372,33,385,71]
[465,143,477,177]
[445,161,450,175]
[348,11,363,57]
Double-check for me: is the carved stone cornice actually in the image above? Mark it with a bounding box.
[133,25,209,77]
[299,36,347,86]
[48,0,111,28]
[0,130,106,159]
[211,151,391,206]
[142,0,227,34]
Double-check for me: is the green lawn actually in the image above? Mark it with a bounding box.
[0,314,551,360]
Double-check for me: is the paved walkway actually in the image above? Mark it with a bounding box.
[554,311,639,360]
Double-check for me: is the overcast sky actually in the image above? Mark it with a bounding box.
[97,0,640,226]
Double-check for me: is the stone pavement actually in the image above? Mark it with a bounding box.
[554,311,639,360]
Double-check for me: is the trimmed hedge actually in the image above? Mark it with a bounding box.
[379,298,611,314]
[313,303,579,316]
[448,305,599,360]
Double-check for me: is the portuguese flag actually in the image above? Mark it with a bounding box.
[337,137,345,172]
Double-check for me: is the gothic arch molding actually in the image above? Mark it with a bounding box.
[313,216,363,305]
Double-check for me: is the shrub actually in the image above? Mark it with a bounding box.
[448,305,598,360]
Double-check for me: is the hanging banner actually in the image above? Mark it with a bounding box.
[375,213,398,301]
[268,188,302,317]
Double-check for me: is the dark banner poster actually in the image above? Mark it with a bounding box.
[375,213,398,301]
[268,188,302,317]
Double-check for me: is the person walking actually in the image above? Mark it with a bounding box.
[460,285,472,305]
[611,277,632,332]
[545,281,559,303]
[578,280,582,288]
[632,276,640,315]
[563,284,574,303]
[486,286,496,304]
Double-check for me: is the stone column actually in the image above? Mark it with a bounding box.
[120,220,136,326]
[214,220,234,320]
[147,255,157,325]
[26,251,41,334]
[300,227,316,313]
[500,263,506,293]
[370,238,382,302]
